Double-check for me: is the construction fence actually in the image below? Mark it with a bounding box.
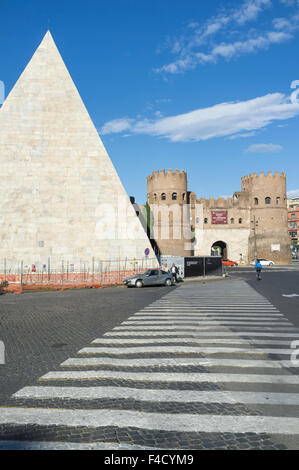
[0,257,158,293]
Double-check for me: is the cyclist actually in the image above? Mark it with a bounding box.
[255,259,262,280]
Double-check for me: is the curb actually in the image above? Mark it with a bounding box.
[178,275,232,285]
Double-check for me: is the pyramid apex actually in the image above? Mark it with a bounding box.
[40,29,56,45]
[31,30,57,54]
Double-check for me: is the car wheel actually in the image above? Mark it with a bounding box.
[135,280,143,288]
[165,278,172,286]
[269,262,274,266]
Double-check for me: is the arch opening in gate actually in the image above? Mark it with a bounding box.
[211,241,227,258]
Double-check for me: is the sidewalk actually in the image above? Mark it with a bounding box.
[178,274,230,284]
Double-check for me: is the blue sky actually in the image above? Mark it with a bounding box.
[1,0,299,202]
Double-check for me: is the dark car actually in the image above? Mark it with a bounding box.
[123,269,174,288]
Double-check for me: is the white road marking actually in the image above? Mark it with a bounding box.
[0,440,160,450]
[12,386,299,406]
[1,408,299,434]
[5,279,299,445]
[77,346,294,355]
[91,337,294,346]
[60,357,295,369]
[133,313,284,317]
[122,320,291,326]
[39,370,299,384]
[112,325,298,331]
[104,330,299,337]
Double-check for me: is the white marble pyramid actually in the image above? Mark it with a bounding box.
[0,31,156,269]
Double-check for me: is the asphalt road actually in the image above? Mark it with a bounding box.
[1,271,299,451]
[0,285,175,400]
[226,267,299,329]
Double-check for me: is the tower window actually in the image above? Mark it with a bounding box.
[172,192,177,200]
[204,218,208,224]
[239,218,242,224]
[276,197,280,205]
[154,193,157,201]
[265,197,271,204]
[161,193,166,201]
[182,193,186,201]
[254,197,259,205]
[231,218,234,224]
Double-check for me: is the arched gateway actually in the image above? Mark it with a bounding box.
[211,241,227,258]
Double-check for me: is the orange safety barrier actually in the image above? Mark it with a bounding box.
[0,268,151,293]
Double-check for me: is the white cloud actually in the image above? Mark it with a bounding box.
[100,92,299,142]
[273,17,292,30]
[156,30,293,74]
[280,0,299,6]
[199,0,271,40]
[287,189,299,197]
[233,0,272,25]
[155,0,299,75]
[245,143,283,153]
[228,131,257,140]
[100,118,134,135]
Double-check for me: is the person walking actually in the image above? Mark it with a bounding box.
[171,263,179,282]
[255,259,262,281]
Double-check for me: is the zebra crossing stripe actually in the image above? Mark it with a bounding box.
[129,316,285,321]
[141,310,279,313]
[60,357,295,368]
[112,325,297,331]
[121,321,291,326]
[150,304,274,307]
[12,386,299,406]
[1,407,299,434]
[77,346,294,355]
[91,338,294,346]
[104,330,299,337]
[140,307,278,311]
[38,371,299,384]
[142,305,278,307]
[134,313,284,317]
[0,440,158,450]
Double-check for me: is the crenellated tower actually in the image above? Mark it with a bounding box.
[243,172,291,264]
[147,169,192,256]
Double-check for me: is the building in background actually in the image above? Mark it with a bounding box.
[143,170,291,265]
[288,205,299,257]
[147,170,192,257]
[287,197,299,209]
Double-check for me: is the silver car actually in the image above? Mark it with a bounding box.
[123,269,174,288]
